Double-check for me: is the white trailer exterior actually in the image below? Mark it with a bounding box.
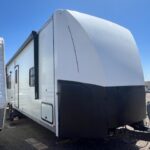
[0,37,6,130]
[6,10,145,138]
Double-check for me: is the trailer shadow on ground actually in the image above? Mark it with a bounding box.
[0,114,150,150]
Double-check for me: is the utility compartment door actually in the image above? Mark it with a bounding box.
[41,102,53,124]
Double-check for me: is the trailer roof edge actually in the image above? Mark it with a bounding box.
[6,9,66,67]
[6,31,37,66]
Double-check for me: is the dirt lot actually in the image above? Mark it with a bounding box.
[0,93,150,150]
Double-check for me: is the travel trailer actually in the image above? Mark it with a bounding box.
[0,37,6,130]
[6,10,146,138]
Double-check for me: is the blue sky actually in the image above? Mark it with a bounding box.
[0,0,150,80]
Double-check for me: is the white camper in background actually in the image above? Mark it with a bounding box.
[6,10,145,138]
[0,37,6,130]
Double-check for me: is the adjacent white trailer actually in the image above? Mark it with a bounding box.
[0,37,6,130]
[6,10,146,138]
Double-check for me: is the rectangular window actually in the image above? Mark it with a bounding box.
[29,67,35,87]
[7,74,11,89]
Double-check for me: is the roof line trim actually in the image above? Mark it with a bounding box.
[6,31,37,66]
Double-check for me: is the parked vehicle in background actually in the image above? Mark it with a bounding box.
[0,37,6,130]
[6,10,146,138]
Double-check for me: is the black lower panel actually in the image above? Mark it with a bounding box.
[0,108,5,129]
[58,80,146,138]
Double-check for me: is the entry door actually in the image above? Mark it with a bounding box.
[14,65,19,108]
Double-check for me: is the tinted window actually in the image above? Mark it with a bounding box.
[29,67,35,87]
[7,74,11,89]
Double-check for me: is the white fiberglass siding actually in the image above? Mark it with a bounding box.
[38,19,55,125]
[13,41,36,114]
[39,20,54,105]
[54,10,144,87]
[7,41,42,120]
[7,20,55,129]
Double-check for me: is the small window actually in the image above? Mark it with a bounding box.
[15,70,18,83]
[7,74,11,89]
[29,67,35,87]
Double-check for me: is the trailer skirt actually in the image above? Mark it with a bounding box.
[0,108,5,130]
[58,80,145,138]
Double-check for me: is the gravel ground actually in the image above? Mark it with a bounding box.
[0,93,150,150]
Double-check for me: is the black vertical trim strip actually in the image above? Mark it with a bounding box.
[32,31,39,99]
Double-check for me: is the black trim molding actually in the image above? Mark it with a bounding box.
[32,31,39,99]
